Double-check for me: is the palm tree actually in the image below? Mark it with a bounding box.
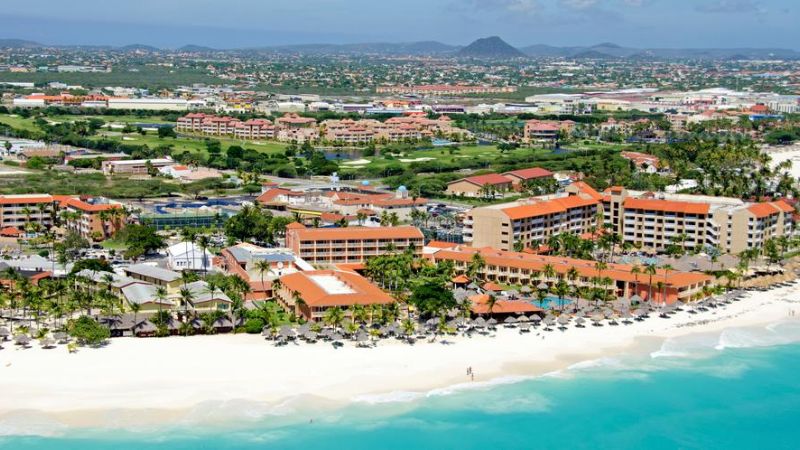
[553,279,569,312]
[130,302,141,330]
[660,264,673,304]
[155,286,168,318]
[467,253,486,282]
[644,263,658,305]
[179,287,194,331]
[196,234,211,275]
[292,291,307,320]
[254,259,272,296]
[484,294,497,319]
[324,306,345,333]
[630,265,641,301]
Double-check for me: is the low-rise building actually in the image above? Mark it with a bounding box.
[446,174,514,198]
[285,225,424,265]
[276,269,394,321]
[430,245,715,304]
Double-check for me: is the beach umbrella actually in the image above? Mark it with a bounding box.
[530,315,542,323]
[520,286,532,294]
[517,315,529,323]
[53,331,68,342]
[537,282,549,291]
[557,316,570,326]
[473,317,486,328]
[331,332,343,341]
[13,334,30,346]
[575,317,586,327]
[629,294,643,304]
[504,316,518,324]
[0,327,9,339]
[297,323,310,334]
[303,331,317,341]
[519,322,531,331]
[261,326,272,337]
[356,332,369,344]
[40,337,56,348]
[279,325,295,339]
[487,318,498,327]
[591,314,604,324]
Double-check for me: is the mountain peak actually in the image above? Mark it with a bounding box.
[457,36,525,59]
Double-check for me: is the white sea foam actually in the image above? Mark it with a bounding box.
[715,322,800,350]
[352,391,424,404]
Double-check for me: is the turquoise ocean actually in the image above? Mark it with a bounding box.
[2,321,800,450]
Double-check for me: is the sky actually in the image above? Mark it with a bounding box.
[0,0,797,49]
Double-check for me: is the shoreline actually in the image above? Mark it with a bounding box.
[1,284,799,434]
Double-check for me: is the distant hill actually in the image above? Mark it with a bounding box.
[0,39,42,49]
[259,41,459,55]
[178,44,216,52]
[457,36,525,59]
[522,42,800,60]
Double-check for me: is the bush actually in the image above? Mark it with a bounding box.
[68,316,110,346]
[245,318,265,334]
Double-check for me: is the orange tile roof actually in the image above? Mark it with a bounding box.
[452,274,470,283]
[772,200,795,213]
[279,270,393,307]
[288,226,423,241]
[747,202,780,218]
[570,181,604,201]
[503,167,553,180]
[452,173,512,187]
[0,195,55,205]
[502,195,598,220]
[624,198,709,215]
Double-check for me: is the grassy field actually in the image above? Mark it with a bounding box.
[48,114,174,125]
[0,114,42,132]
[93,130,289,157]
[0,66,223,90]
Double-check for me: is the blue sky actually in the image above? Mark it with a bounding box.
[0,0,797,49]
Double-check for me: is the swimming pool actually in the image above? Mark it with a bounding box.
[531,296,572,309]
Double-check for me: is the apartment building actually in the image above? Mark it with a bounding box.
[376,85,517,96]
[465,182,796,256]
[285,225,424,265]
[0,194,124,240]
[604,187,795,254]
[463,182,602,250]
[60,197,125,240]
[429,245,715,304]
[177,113,276,140]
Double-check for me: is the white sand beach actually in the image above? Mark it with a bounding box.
[1,284,799,430]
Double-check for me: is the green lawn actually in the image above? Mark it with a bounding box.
[93,131,289,157]
[0,114,40,132]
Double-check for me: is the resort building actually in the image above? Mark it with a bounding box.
[102,158,173,175]
[275,269,394,321]
[167,242,214,272]
[176,113,275,140]
[429,245,715,304]
[219,242,313,300]
[60,197,125,240]
[523,120,575,142]
[122,264,183,293]
[285,225,425,265]
[0,194,124,240]
[463,182,603,251]
[120,284,176,313]
[375,85,517,96]
[604,187,796,254]
[446,174,514,198]
[502,167,555,187]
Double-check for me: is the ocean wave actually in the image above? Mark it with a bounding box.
[715,321,800,351]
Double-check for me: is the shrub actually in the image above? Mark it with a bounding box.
[245,318,265,334]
